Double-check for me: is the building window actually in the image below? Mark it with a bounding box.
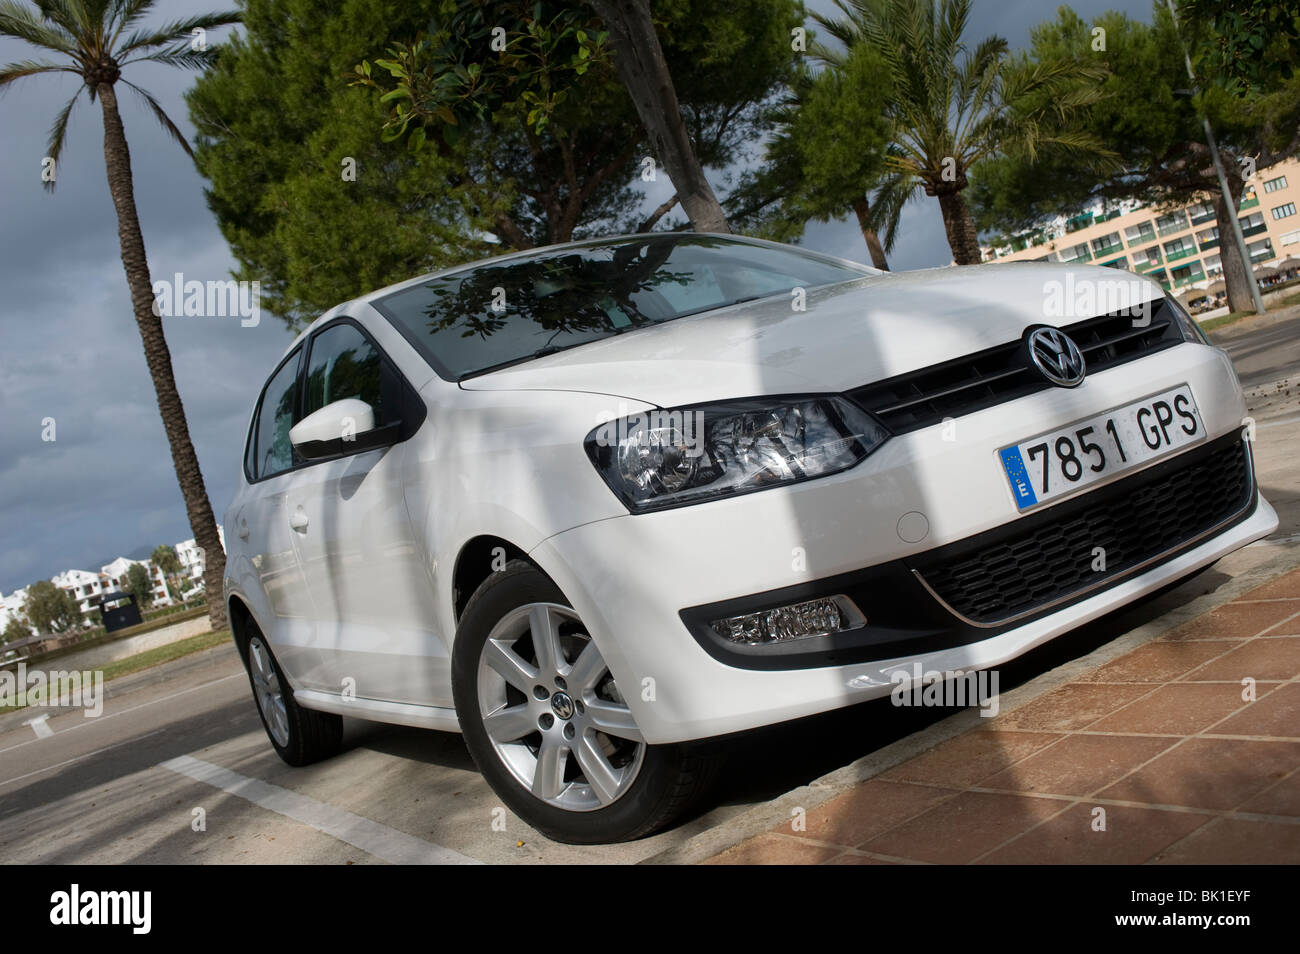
[1247,239,1275,261]
[1282,230,1300,247]
[1263,175,1289,193]
[1125,222,1156,244]
[1272,203,1296,220]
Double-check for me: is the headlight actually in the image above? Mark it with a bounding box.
[585,396,889,511]
[1163,294,1211,344]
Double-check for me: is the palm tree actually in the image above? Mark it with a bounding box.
[813,0,1110,264]
[0,0,239,630]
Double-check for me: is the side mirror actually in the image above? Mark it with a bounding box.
[290,398,396,460]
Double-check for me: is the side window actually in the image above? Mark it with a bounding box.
[303,322,398,427]
[251,348,302,480]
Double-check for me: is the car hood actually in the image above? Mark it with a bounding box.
[458,262,1165,407]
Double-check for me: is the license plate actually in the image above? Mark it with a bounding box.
[998,384,1205,511]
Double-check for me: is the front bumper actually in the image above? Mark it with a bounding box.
[529,342,1279,744]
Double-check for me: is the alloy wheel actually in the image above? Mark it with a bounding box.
[248,635,290,747]
[476,602,645,812]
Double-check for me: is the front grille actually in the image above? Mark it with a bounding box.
[911,434,1252,625]
[850,307,1183,434]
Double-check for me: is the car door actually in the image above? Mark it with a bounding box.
[238,345,329,689]
[287,319,449,707]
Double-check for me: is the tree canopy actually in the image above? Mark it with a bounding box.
[190,0,804,330]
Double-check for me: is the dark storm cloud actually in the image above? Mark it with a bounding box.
[0,0,1154,593]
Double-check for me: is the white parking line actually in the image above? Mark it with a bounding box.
[159,754,480,865]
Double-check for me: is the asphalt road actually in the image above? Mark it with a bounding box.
[2,312,1298,864]
[1214,308,1300,389]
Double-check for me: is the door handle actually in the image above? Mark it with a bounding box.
[289,509,309,533]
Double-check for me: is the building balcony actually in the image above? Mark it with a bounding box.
[1134,260,1163,273]
[1172,270,1206,288]
[1190,211,1216,226]
[1241,223,1268,237]
[1198,236,1221,251]
[1091,243,1124,258]
[1164,246,1197,262]
[1240,195,1260,211]
[1157,222,1190,237]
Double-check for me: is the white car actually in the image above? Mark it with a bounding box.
[224,233,1276,843]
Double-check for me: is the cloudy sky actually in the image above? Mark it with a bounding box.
[0,0,1153,594]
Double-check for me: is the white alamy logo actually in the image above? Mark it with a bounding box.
[49,885,151,934]
[151,272,261,327]
[1042,275,1154,325]
[889,663,1000,717]
[0,663,102,717]
[590,403,707,458]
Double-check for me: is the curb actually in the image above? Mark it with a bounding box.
[641,540,1300,865]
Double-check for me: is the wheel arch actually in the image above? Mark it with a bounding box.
[451,535,533,621]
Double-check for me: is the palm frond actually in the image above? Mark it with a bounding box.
[120,77,194,158]
[0,0,75,53]
[122,41,218,70]
[42,87,81,191]
[115,10,239,57]
[0,57,76,90]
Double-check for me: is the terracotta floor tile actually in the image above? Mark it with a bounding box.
[996,683,1152,732]
[1183,636,1300,683]
[861,791,1063,863]
[823,852,898,865]
[978,803,1213,864]
[1078,641,1235,683]
[1236,769,1300,816]
[1162,600,1300,641]
[787,779,953,847]
[1210,683,1300,740]
[1238,568,1300,601]
[880,730,1061,788]
[982,734,1174,797]
[705,833,843,865]
[1089,683,1247,735]
[1152,818,1300,864]
[1099,738,1300,811]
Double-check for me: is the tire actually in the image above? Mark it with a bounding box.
[452,560,717,844]
[244,628,343,767]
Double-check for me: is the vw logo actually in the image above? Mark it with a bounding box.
[1027,327,1087,388]
[551,692,575,721]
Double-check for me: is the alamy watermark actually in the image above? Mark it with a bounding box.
[0,663,103,717]
[1043,275,1154,325]
[151,272,260,327]
[890,663,1000,717]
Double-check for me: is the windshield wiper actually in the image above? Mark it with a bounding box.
[458,343,583,381]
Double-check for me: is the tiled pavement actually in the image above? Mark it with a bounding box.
[705,568,1300,865]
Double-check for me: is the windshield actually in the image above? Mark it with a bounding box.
[373,235,870,380]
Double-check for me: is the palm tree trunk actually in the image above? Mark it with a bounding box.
[851,197,890,270]
[586,0,730,233]
[1210,187,1256,314]
[97,82,227,631]
[936,188,984,265]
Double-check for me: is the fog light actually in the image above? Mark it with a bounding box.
[711,595,865,645]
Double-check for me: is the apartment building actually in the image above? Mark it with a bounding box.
[50,568,105,616]
[982,156,1300,298]
[99,556,171,606]
[175,526,226,597]
[0,589,31,637]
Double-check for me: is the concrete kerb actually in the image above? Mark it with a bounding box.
[641,541,1300,865]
